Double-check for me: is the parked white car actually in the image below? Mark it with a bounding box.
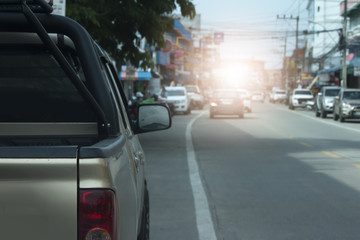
[185,85,204,109]
[251,91,265,103]
[289,89,314,110]
[270,89,287,103]
[160,86,191,114]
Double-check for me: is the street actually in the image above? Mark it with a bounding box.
[139,102,360,240]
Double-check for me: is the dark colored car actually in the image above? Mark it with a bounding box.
[209,89,244,118]
[333,88,360,122]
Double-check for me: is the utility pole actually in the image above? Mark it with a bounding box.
[283,33,288,91]
[342,0,348,88]
[277,15,299,90]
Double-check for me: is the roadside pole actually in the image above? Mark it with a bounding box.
[277,15,299,91]
[342,0,348,89]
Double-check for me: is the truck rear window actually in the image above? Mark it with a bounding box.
[0,45,97,123]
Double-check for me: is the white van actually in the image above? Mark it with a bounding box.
[160,86,191,114]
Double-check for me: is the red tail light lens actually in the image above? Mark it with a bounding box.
[79,189,116,240]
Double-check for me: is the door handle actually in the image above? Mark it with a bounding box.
[134,151,144,172]
[135,151,145,165]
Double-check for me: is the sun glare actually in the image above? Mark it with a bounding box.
[213,65,250,88]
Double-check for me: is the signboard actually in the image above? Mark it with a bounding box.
[354,67,360,76]
[300,72,314,86]
[174,49,185,65]
[347,53,354,62]
[300,72,314,82]
[52,0,66,16]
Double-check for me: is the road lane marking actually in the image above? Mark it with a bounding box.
[299,142,312,148]
[354,164,360,168]
[321,151,341,159]
[186,112,217,240]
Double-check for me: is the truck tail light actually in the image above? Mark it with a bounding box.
[79,189,116,240]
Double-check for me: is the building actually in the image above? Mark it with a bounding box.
[308,0,360,90]
[156,17,196,86]
[341,0,360,88]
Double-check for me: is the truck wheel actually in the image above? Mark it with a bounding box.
[138,186,149,240]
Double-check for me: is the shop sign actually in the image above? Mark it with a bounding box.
[347,53,354,62]
[319,73,330,82]
[174,49,185,65]
[121,72,127,79]
[354,67,360,76]
[300,72,314,82]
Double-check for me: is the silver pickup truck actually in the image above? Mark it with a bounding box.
[0,1,171,240]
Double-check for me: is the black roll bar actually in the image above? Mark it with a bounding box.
[16,0,110,136]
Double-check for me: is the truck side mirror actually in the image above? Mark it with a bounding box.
[137,104,171,133]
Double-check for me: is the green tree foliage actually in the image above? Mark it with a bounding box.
[66,0,196,68]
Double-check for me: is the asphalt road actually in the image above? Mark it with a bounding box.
[139,102,360,240]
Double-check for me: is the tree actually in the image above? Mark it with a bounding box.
[66,0,196,68]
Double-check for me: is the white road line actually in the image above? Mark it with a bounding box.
[186,112,217,240]
[273,104,360,134]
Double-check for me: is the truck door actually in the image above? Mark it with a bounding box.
[101,60,145,222]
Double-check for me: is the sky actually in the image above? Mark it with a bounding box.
[190,0,309,69]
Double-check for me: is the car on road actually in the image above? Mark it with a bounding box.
[185,85,205,109]
[333,88,360,122]
[288,89,314,110]
[270,89,287,103]
[237,89,252,112]
[0,2,171,240]
[160,86,191,114]
[315,86,341,118]
[210,89,245,118]
[251,91,265,103]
